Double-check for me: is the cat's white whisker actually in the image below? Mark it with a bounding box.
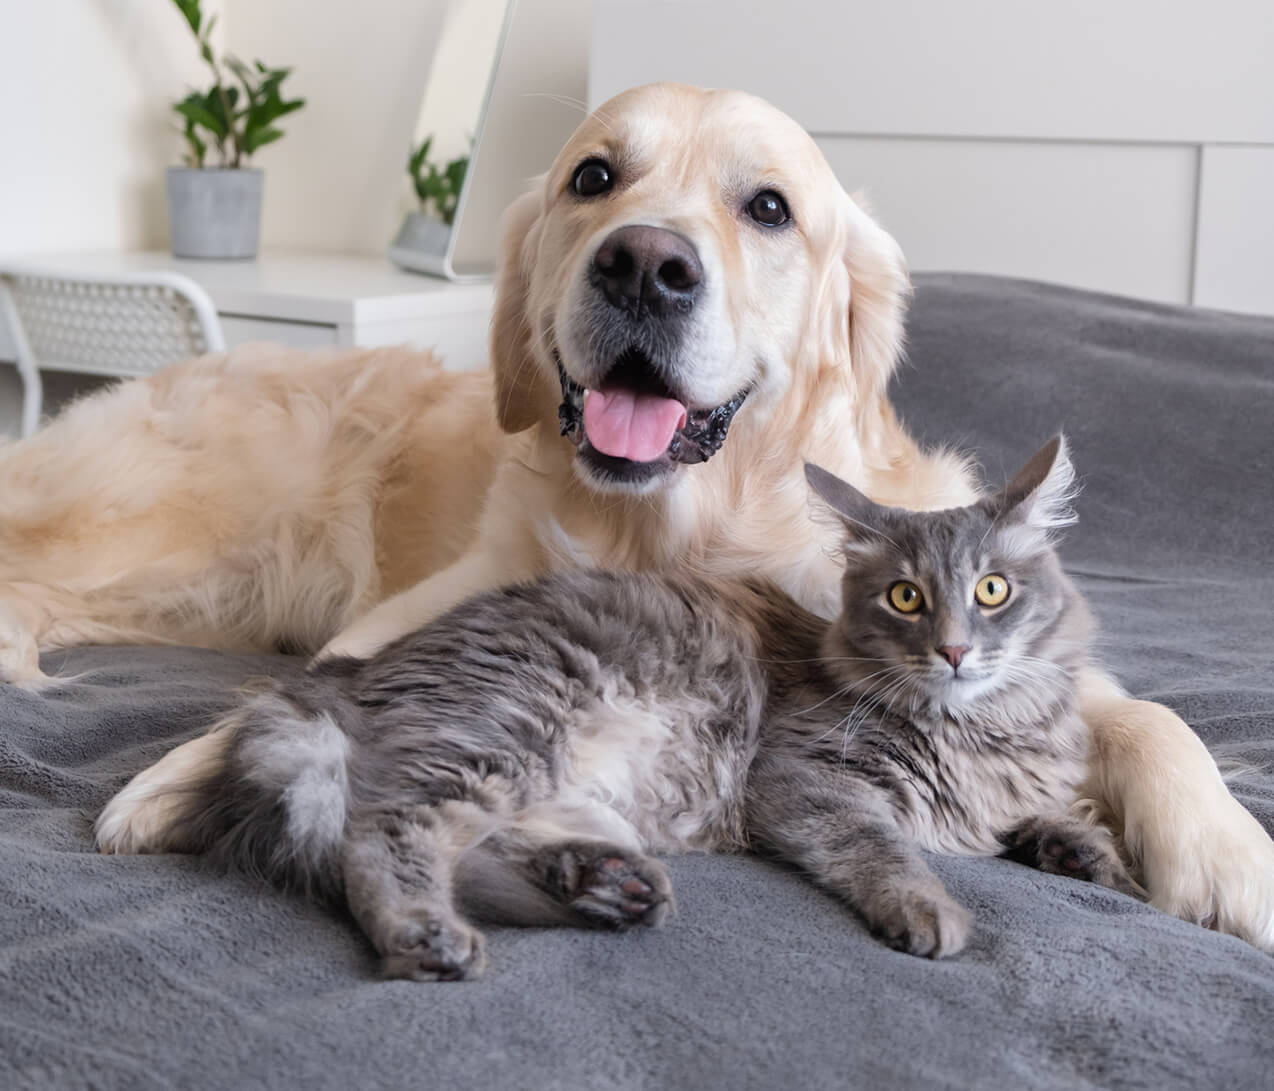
[808,666,913,742]
[838,678,912,754]
[834,672,916,760]
[745,654,889,666]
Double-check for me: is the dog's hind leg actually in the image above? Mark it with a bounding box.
[0,586,47,686]
[0,580,193,688]
[96,726,237,854]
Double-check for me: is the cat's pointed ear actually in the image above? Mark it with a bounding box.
[805,462,890,538]
[999,435,1078,531]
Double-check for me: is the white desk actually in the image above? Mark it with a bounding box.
[2,251,495,370]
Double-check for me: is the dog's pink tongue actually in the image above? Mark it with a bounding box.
[583,388,688,462]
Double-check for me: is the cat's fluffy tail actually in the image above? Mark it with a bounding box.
[159,674,361,901]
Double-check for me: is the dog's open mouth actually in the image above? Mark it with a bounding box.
[557,349,748,476]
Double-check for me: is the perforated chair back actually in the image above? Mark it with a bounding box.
[0,266,226,437]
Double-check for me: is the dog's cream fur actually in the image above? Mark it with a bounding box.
[10,84,1270,950]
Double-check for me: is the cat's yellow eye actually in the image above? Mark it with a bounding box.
[888,581,925,614]
[975,574,1011,608]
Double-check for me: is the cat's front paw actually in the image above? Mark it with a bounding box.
[379,913,487,982]
[543,842,674,930]
[864,879,971,958]
[1006,816,1144,899]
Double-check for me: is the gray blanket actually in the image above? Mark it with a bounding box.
[2,274,1271,1091]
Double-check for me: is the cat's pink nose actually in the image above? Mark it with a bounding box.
[938,645,970,669]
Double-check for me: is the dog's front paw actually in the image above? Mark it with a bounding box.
[862,879,971,959]
[1140,792,1274,954]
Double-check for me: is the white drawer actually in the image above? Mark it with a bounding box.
[220,314,339,349]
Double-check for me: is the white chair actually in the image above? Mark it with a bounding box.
[0,265,226,438]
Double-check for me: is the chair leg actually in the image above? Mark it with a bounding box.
[0,283,43,437]
[19,357,43,438]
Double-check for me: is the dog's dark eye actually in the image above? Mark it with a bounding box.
[572,159,614,197]
[747,190,789,227]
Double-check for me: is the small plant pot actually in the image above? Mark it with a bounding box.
[166,167,264,260]
[388,211,452,269]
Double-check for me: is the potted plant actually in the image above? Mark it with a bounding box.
[165,0,305,259]
[389,136,470,263]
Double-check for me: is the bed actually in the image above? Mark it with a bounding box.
[2,273,1271,1090]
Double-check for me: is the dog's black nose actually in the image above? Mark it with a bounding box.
[592,226,703,316]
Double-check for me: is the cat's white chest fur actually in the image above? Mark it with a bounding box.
[894,710,1090,856]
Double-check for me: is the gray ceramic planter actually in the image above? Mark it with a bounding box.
[166,167,263,260]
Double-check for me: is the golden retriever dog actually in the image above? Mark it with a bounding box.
[4,84,1269,951]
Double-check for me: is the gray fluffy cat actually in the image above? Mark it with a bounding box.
[155,435,1137,979]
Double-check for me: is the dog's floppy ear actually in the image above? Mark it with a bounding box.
[490,185,559,434]
[841,195,910,421]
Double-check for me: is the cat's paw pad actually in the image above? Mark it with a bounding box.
[380,915,486,982]
[1036,831,1135,890]
[550,844,673,930]
[1008,818,1143,898]
[870,883,971,959]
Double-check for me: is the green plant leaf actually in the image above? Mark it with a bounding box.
[274,94,306,116]
[444,156,469,192]
[173,94,227,141]
[248,96,304,132]
[171,0,201,36]
[225,55,256,92]
[407,137,473,218]
[417,179,439,214]
[408,137,432,178]
[241,126,284,156]
[170,46,305,165]
[253,65,292,102]
[182,117,206,167]
[207,89,234,138]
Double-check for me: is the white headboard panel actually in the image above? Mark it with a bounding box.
[590,0,1274,314]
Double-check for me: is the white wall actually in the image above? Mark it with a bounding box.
[0,0,458,263]
[819,137,1199,305]
[0,0,465,364]
[224,0,454,254]
[0,0,218,257]
[0,0,222,359]
[591,0,1274,315]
